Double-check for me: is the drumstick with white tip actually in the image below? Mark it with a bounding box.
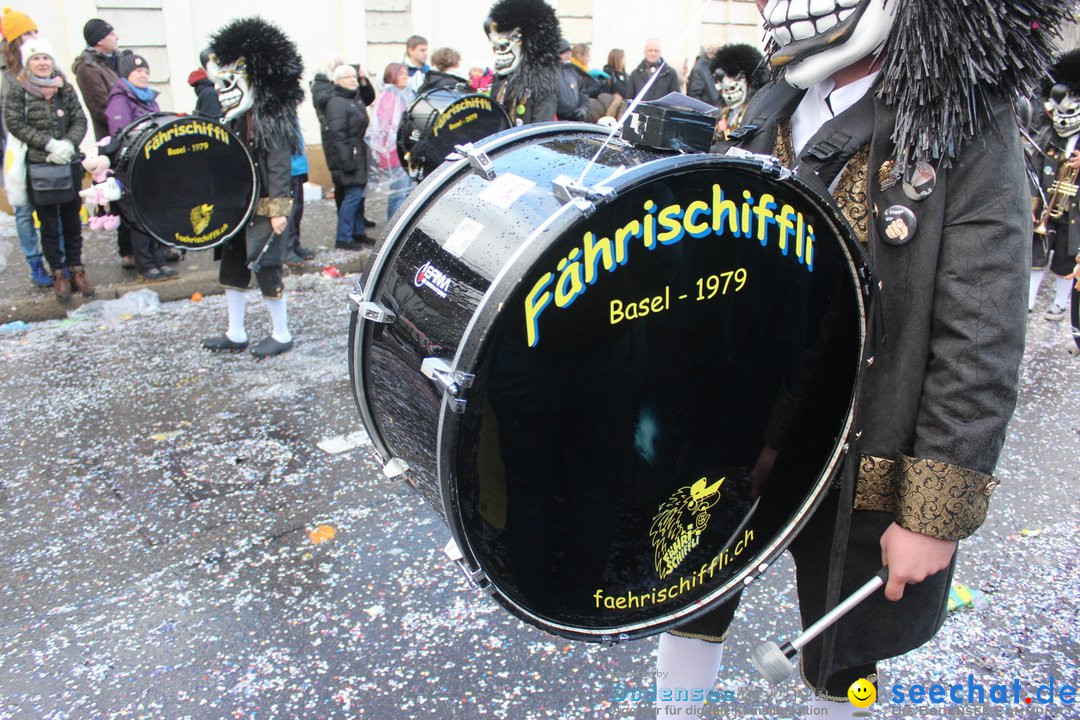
[751,567,889,684]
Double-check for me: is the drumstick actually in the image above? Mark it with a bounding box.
[751,567,889,683]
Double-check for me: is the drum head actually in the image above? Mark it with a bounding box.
[451,161,863,637]
[400,91,511,180]
[120,115,256,249]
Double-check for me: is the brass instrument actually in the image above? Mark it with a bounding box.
[1035,157,1080,235]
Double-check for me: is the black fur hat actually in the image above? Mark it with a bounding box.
[209,16,303,153]
[1044,49,1080,98]
[710,44,768,93]
[484,0,562,110]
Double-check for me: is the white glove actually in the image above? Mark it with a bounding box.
[44,138,76,163]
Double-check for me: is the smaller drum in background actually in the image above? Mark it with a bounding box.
[397,89,511,181]
[110,113,256,250]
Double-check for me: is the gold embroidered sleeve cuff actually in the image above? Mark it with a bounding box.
[256,197,293,217]
[894,453,998,541]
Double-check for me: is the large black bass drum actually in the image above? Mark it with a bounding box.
[397,88,511,182]
[110,112,256,249]
[349,123,869,642]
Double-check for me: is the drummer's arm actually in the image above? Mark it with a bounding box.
[262,142,294,234]
[884,102,1028,599]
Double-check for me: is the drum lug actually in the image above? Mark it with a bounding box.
[454,143,497,180]
[421,357,474,413]
[348,281,397,324]
[551,175,616,215]
[724,147,793,180]
[382,457,410,478]
[444,539,491,591]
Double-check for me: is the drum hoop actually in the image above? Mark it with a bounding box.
[444,145,869,640]
[118,113,257,248]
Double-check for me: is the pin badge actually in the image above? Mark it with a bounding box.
[902,161,936,200]
[1045,165,1055,176]
[878,205,917,246]
[878,160,900,191]
[56,109,65,117]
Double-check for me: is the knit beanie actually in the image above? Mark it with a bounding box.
[19,36,53,67]
[118,53,148,79]
[333,64,357,81]
[1,7,37,43]
[83,18,114,47]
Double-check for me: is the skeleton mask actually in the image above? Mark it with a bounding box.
[484,21,523,76]
[762,0,898,88]
[715,72,749,107]
[1048,84,1080,138]
[206,55,254,122]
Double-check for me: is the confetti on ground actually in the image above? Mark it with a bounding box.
[308,525,337,544]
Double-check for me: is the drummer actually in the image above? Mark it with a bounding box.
[655,0,1054,717]
[416,48,469,95]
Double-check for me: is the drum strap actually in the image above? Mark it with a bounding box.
[793,90,877,197]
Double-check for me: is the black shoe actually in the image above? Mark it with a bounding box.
[353,234,371,244]
[140,268,171,282]
[120,255,136,270]
[249,336,293,358]
[363,218,376,228]
[202,334,248,352]
[164,248,183,262]
[335,239,365,251]
[158,266,179,278]
[294,246,316,259]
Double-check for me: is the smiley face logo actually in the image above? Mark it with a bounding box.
[848,678,877,708]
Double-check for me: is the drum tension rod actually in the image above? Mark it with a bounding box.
[551,175,616,215]
[443,539,492,591]
[421,357,475,414]
[452,143,497,181]
[348,281,396,324]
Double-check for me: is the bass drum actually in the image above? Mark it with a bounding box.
[349,123,868,642]
[397,88,511,182]
[111,112,256,249]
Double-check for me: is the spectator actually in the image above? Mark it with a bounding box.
[368,63,415,221]
[284,125,313,263]
[311,54,375,228]
[569,43,614,122]
[104,53,178,282]
[0,7,51,288]
[5,37,92,302]
[602,48,629,118]
[188,48,221,119]
[626,38,681,102]
[403,35,429,94]
[72,17,133,268]
[468,66,494,93]
[324,64,370,250]
[686,44,720,107]
[555,39,590,122]
[418,47,469,94]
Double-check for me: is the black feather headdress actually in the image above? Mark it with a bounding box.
[1044,48,1080,98]
[209,17,304,154]
[874,0,1074,168]
[710,44,769,94]
[484,0,561,110]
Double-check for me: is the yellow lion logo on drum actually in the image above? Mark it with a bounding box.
[190,203,215,235]
[650,477,725,579]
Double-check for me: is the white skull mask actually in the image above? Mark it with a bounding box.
[206,55,254,122]
[762,0,898,88]
[1050,86,1080,138]
[715,73,749,107]
[484,23,523,76]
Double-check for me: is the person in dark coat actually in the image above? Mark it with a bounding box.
[103,53,178,281]
[484,0,561,125]
[555,39,589,122]
[569,43,614,121]
[654,0,1070,717]
[323,63,370,249]
[189,49,221,119]
[200,17,303,359]
[416,47,469,94]
[626,38,681,103]
[685,45,719,107]
[601,48,628,118]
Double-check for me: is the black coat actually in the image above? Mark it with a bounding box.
[191,76,222,119]
[686,54,719,107]
[312,70,375,149]
[417,70,469,95]
[626,58,681,102]
[555,63,589,121]
[1030,126,1080,257]
[323,85,369,187]
[602,65,628,98]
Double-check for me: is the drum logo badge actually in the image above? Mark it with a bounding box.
[650,476,725,579]
[190,204,215,235]
[414,261,452,298]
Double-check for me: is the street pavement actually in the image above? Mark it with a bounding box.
[0,201,1077,719]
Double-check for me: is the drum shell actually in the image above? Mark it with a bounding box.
[397,89,511,181]
[351,123,868,641]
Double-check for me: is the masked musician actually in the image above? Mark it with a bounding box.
[483,0,561,126]
[199,17,304,359]
[1029,50,1080,322]
[709,43,768,144]
[656,1,1070,717]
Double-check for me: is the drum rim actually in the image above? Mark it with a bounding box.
[118,113,257,249]
[443,143,870,640]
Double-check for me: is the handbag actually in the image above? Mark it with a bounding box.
[27,161,78,205]
[3,132,28,207]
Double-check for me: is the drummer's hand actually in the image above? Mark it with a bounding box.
[749,444,778,499]
[879,523,956,601]
[270,216,287,235]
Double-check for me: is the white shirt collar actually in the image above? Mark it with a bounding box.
[791,71,879,158]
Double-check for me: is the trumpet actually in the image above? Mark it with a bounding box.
[1035,158,1080,235]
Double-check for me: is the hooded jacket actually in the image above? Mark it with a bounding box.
[72,47,131,140]
[187,68,222,119]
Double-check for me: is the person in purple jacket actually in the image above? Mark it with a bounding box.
[104,53,178,281]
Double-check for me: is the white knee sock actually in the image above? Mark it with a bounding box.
[803,696,864,719]
[266,297,292,343]
[225,289,247,343]
[655,633,724,714]
[1029,268,1046,311]
[1053,275,1073,309]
